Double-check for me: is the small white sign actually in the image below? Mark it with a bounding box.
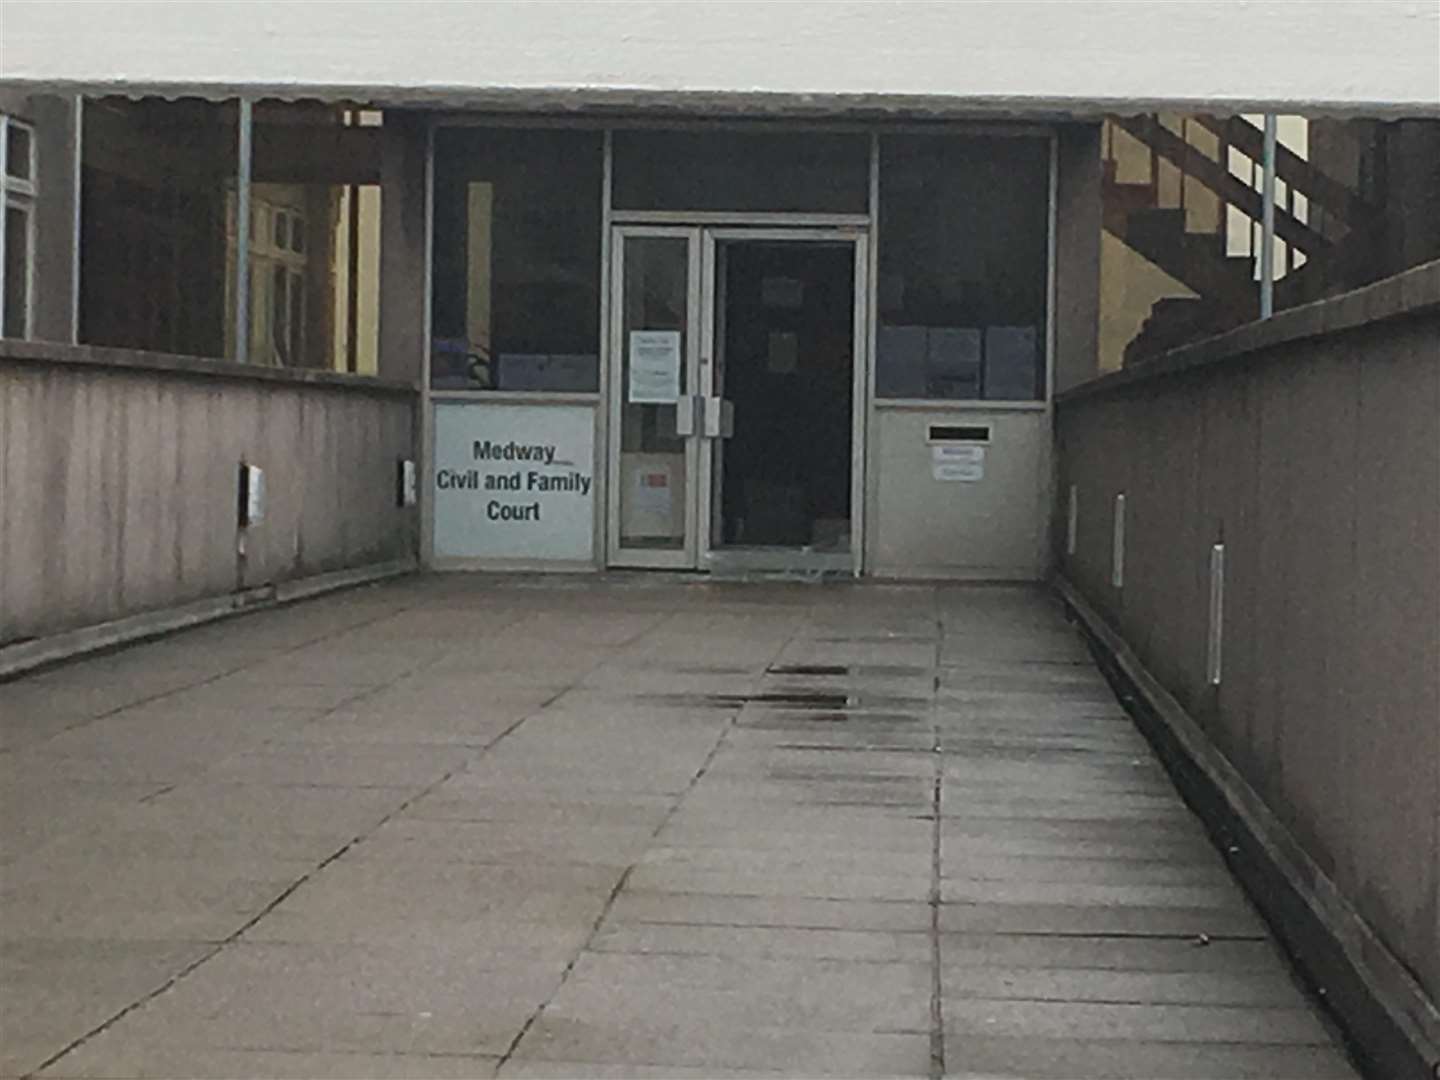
[932,445,985,465]
[241,464,265,525]
[933,461,985,483]
[628,330,682,404]
[399,459,418,507]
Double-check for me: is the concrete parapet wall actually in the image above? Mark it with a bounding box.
[0,341,419,647]
[1054,260,1440,1065]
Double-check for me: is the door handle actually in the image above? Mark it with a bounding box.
[674,395,702,437]
[703,397,734,439]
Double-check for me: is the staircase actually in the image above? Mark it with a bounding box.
[1102,113,1370,364]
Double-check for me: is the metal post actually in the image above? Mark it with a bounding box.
[71,95,84,343]
[0,115,9,336]
[1260,113,1277,318]
[234,98,253,362]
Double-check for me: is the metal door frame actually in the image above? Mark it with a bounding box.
[605,224,705,569]
[699,227,868,577]
[605,222,868,574]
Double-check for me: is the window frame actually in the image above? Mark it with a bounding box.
[1,114,38,341]
[872,132,1054,406]
[227,187,309,366]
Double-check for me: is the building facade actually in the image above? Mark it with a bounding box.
[2,1,1437,585]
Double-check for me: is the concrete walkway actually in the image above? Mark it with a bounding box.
[2,577,1359,1079]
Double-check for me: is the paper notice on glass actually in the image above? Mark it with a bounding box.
[767,331,798,374]
[633,466,673,518]
[628,330,682,403]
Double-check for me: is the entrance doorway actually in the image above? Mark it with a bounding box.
[606,226,866,573]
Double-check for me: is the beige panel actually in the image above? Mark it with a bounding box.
[1053,123,1102,395]
[869,408,1048,580]
[0,351,418,646]
[1055,272,1440,1011]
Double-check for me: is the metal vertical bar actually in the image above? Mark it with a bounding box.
[419,117,436,566]
[1111,493,1126,589]
[0,114,9,336]
[234,98,253,362]
[1207,542,1225,685]
[345,185,360,372]
[71,95,84,343]
[597,128,613,568]
[856,129,879,577]
[1066,484,1079,557]
[1260,113,1277,318]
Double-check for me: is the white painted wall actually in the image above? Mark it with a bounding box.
[2,1,1437,113]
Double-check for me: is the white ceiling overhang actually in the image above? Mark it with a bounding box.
[2,1,1438,119]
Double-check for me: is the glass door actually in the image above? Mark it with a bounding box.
[699,229,868,577]
[606,227,707,568]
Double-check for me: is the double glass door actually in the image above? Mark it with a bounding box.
[606,225,866,572]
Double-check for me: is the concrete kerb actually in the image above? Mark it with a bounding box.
[1054,574,1440,1080]
[0,560,418,682]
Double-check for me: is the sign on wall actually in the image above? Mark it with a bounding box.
[932,443,985,482]
[432,403,595,561]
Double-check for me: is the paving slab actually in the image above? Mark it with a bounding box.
[510,1014,932,1077]
[940,1037,1359,1079]
[938,932,1291,974]
[0,577,1358,1079]
[591,921,934,963]
[942,966,1315,1007]
[50,940,560,1059]
[0,940,213,1067]
[942,998,1331,1043]
[40,1047,502,1079]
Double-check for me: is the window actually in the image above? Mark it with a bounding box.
[80,97,241,359]
[612,129,869,214]
[245,102,384,373]
[876,135,1051,401]
[431,128,603,391]
[230,187,309,367]
[1,114,37,340]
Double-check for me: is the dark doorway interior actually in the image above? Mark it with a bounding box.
[716,241,854,549]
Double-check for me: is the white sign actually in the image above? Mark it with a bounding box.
[932,445,985,464]
[933,461,985,482]
[628,330,682,403]
[432,403,595,560]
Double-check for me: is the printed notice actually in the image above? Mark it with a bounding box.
[933,461,985,482]
[932,446,985,482]
[932,445,985,465]
[628,330,682,404]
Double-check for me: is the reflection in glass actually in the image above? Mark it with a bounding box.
[613,129,869,214]
[876,135,1049,401]
[431,128,603,391]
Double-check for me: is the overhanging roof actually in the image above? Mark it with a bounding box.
[2,0,1438,119]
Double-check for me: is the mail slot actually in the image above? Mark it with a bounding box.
[927,424,990,444]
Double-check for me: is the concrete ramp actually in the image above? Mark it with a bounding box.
[0,577,1359,1078]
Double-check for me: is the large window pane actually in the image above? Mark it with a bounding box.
[80,98,239,359]
[876,135,1050,401]
[613,129,869,214]
[5,121,33,184]
[248,102,383,373]
[431,128,603,391]
[4,204,31,339]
